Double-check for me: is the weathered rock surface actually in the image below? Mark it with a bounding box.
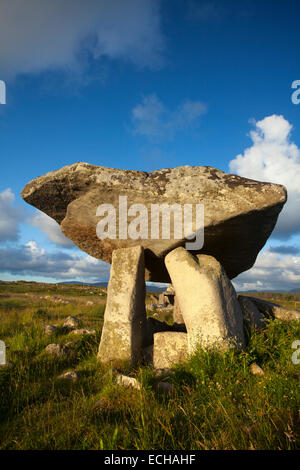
[250,363,265,376]
[43,325,58,335]
[165,248,245,352]
[115,374,141,390]
[45,343,70,358]
[57,371,79,382]
[153,331,188,369]
[245,296,300,322]
[238,296,266,332]
[71,328,96,336]
[63,316,80,329]
[98,246,146,365]
[22,163,287,282]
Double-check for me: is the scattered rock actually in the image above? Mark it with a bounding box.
[63,316,80,329]
[238,296,266,332]
[21,163,287,282]
[71,328,96,336]
[43,325,58,335]
[98,246,147,366]
[45,343,70,358]
[246,297,300,322]
[156,382,174,394]
[153,331,188,369]
[115,374,142,390]
[165,248,245,352]
[57,371,79,382]
[250,363,265,376]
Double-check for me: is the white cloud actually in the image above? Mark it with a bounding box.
[0,0,164,80]
[0,242,110,281]
[0,188,23,241]
[229,115,300,239]
[31,211,74,248]
[132,94,207,141]
[233,248,300,292]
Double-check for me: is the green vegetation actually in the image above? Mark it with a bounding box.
[0,282,299,450]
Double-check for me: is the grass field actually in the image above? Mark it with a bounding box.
[0,281,299,450]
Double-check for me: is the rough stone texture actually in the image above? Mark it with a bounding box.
[153,331,188,369]
[45,344,70,358]
[250,363,265,376]
[63,316,80,329]
[144,317,187,348]
[71,328,96,335]
[22,163,287,282]
[173,295,184,324]
[57,371,79,382]
[165,248,245,352]
[43,325,58,335]
[115,374,141,390]
[97,246,146,365]
[238,296,266,332]
[246,296,300,322]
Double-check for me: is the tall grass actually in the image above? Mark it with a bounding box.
[0,283,299,449]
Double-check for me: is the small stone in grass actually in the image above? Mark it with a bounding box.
[156,382,174,394]
[57,371,78,382]
[250,363,265,376]
[63,316,80,329]
[45,343,70,358]
[115,374,141,390]
[43,325,58,335]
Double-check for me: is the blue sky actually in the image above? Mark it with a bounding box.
[0,0,300,290]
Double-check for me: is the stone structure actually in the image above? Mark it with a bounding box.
[153,332,188,369]
[165,248,245,352]
[98,246,146,365]
[22,163,294,369]
[22,163,286,283]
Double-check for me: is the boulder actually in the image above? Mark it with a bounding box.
[45,343,70,358]
[153,331,188,369]
[238,296,266,332]
[71,328,96,336]
[63,316,80,329]
[97,246,147,365]
[43,325,58,335]
[115,374,141,390]
[22,163,286,282]
[165,248,245,352]
[246,296,300,322]
[250,363,265,376]
[57,371,79,382]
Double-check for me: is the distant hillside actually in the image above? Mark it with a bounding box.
[59,281,167,293]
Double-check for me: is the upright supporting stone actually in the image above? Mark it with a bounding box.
[165,247,245,353]
[98,246,146,366]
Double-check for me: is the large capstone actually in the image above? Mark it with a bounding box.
[21,163,287,282]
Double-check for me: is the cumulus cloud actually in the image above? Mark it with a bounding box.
[229,115,300,239]
[0,0,164,80]
[132,94,207,141]
[233,248,300,292]
[0,188,24,241]
[0,241,110,281]
[31,211,74,248]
